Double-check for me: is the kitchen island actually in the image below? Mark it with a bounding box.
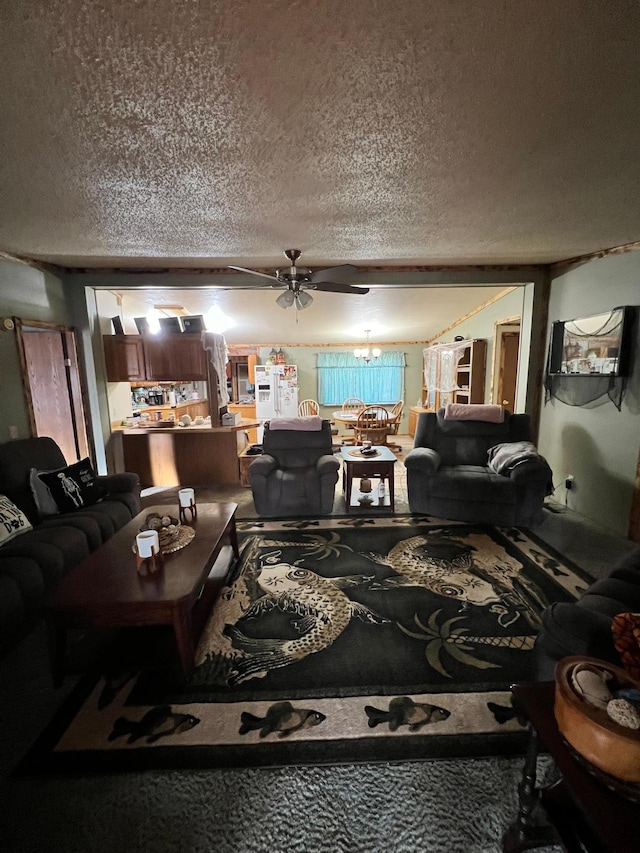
[114,419,260,487]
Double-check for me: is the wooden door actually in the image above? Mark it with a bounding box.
[16,322,89,464]
[497,331,520,412]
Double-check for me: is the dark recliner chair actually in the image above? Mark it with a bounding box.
[404,409,552,525]
[249,420,340,517]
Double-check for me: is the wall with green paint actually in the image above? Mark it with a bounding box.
[539,252,640,536]
[255,343,426,434]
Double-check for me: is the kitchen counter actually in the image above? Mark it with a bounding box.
[114,419,259,434]
[115,419,261,487]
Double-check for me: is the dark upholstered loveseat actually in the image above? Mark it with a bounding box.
[0,437,141,647]
[404,409,552,526]
[533,547,640,681]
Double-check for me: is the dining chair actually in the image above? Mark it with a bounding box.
[298,399,320,416]
[386,401,405,452]
[340,398,366,445]
[299,398,340,444]
[353,405,392,446]
[341,397,365,414]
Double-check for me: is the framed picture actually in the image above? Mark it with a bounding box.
[111,316,124,335]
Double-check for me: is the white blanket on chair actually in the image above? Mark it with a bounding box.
[487,441,541,474]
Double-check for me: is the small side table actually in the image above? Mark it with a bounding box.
[340,446,397,513]
[238,446,261,487]
[503,681,637,853]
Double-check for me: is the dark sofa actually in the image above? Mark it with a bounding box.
[533,547,640,681]
[0,437,140,646]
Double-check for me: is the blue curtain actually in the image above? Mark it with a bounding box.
[317,351,406,405]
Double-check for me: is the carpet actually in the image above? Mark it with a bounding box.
[21,516,591,774]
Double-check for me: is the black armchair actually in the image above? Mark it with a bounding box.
[249,420,340,517]
[404,408,552,525]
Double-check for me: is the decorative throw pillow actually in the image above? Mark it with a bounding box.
[29,467,61,518]
[36,458,107,514]
[0,494,33,544]
[611,612,640,682]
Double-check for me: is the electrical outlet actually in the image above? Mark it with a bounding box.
[9,425,18,439]
[565,475,574,490]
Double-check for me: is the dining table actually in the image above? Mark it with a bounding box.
[331,409,396,446]
[331,410,396,426]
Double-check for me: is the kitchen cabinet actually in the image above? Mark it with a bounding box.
[142,400,210,421]
[182,401,210,420]
[228,403,258,443]
[103,335,208,382]
[143,335,208,381]
[422,339,487,411]
[408,405,429,438]
[119,419,260,487]
[103,336,147,382]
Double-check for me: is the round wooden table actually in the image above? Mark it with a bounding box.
[332,410,395,445]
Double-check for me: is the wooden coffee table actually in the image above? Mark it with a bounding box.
[44,502,239,682]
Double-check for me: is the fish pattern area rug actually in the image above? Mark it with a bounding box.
[22,517,592,773]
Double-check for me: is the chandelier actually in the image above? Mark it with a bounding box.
[354,329,381,364]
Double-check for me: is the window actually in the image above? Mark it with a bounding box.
[317,352,405,405]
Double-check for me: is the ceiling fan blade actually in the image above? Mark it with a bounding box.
[228,265,278,282]
[309,264,358,283]
[311,282,370,294]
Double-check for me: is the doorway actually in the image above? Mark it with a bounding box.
[15,319,90,464]
[491,319,521,412]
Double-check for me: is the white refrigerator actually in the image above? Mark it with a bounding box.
[254,364,299,418]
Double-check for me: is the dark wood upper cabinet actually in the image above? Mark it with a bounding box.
[103,334,208,382]
[103,335,147,381]
[144,335,208,380]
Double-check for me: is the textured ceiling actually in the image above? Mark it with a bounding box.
[1,0,640,270]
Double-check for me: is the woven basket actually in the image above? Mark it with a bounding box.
[554,656,640,782]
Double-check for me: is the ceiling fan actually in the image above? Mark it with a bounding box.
[229,249,369,309]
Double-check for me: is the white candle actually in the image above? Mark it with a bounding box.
[179,488,195,508]
[136,530,159,558]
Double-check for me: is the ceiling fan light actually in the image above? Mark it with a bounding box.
[295,291,313,309]
[276,290,295,308]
